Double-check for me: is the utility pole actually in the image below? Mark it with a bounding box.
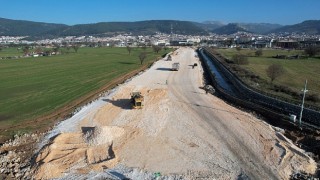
[299,80,308,127]
[170,24,173,38]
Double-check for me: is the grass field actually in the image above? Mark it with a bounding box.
[0,47,24,57]
[216,48,320,103]
[0,47,170,139]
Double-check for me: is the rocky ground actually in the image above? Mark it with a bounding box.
[0,133,43,179]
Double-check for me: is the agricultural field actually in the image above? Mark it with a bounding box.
[0,47,24,57]
[0,47,171,141]
[216,48,320,105]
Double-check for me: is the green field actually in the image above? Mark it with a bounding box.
[0,47,170,139]
[216,48,320,103]
[0,47,24,57]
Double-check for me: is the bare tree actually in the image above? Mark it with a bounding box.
[72,44,80,53]
[304,46,318,57]
[35,47,43,54]
[152,45,162,53]
[139,52,147,65]
[266,64,285,83]
[23,46,30,55]
[65,44,71,53]
[44,49,52,56]
[53,45,60,54]
[109,41,115,48]
[97,41,103,48]
[255,49,263,56]
[232,54,249,65]
[126,46,132,54]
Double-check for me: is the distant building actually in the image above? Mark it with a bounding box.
[170,39,192,46]
[299,39,320,48]
[275,40,299,49]
[253,40,269,48]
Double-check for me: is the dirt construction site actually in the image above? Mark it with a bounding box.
[31,47,317,179]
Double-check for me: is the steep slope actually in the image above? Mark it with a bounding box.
[269,20,320,34]
[239,23,282,34]
[212,23,282,35]
[0,17,68,36]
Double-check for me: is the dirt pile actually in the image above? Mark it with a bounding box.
[33,126,125,179]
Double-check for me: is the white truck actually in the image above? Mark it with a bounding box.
[172,62,180,71]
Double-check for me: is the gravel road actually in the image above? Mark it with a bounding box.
[34,47,316,179]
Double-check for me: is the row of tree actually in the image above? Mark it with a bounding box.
[126,45,166,55]
[126,45,167,65]
[232,46,320,83]
[2,43,165,65]
[304,46,320,57]
[20,44,80,56]
[236,46,319,57]
[232,50,284,83]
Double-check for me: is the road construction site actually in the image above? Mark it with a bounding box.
[33,47,317,179]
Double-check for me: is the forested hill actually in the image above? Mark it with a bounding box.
[0,18,208,38]
[268,20,320,35]
[1,17,319,38]
[0,18,67,36]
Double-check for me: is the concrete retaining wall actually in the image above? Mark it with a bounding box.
[198,48,320,127]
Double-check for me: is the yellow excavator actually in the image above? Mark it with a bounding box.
[130,92,144,109]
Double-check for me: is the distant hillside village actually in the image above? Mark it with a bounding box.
[1,31,320,59]
[1,30,320,48]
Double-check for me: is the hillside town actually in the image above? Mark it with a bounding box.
[1,31,320,49]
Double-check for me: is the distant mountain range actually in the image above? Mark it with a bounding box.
[0,17,319,39]
[211,23,283,35]
[45,20,208,37]
[0,18,67,36]
[269,20,320,35]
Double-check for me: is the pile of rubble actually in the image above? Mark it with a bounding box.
[0,133,43,179]
[0,150,31,179]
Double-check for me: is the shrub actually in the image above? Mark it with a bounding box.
[225,58,234,64]
[305,93,320,103]
[266,64,285,83]
[304,46,319,57]
[232,54,249,65]
[255,49,263,56]
[273,85,299,98]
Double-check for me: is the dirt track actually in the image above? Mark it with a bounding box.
[34,47,317,179]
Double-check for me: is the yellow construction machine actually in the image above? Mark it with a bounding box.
[130,92,144,109]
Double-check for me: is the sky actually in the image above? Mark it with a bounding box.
[0,0,319,25]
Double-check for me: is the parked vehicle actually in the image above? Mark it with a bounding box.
[172,62,180,71]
